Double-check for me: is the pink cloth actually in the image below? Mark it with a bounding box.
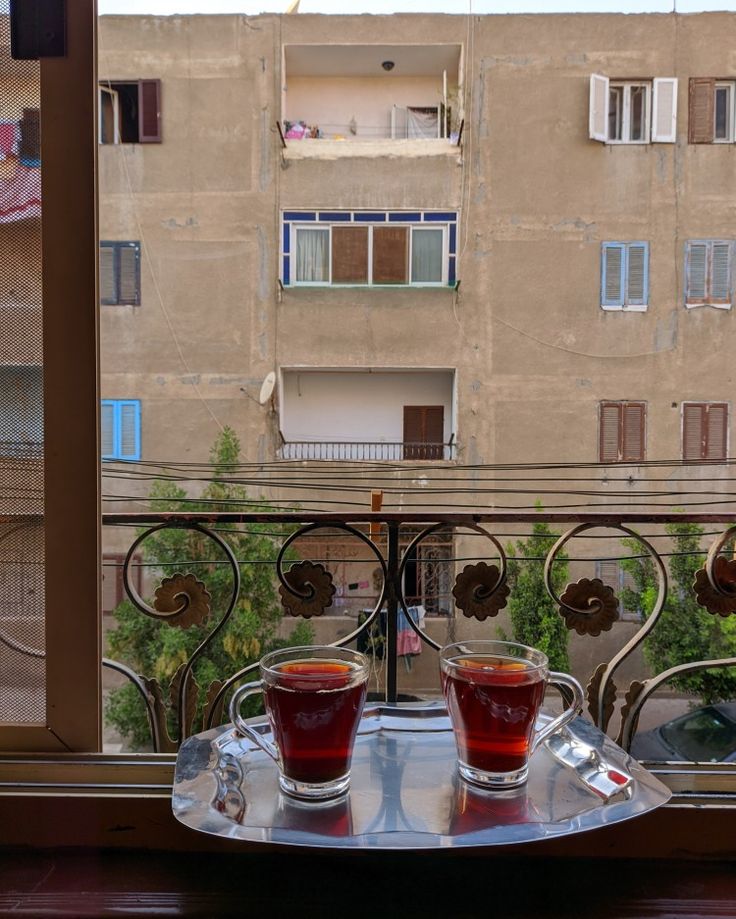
[0,122,17,156]
[397,628,422,657]
[0,161,41,223]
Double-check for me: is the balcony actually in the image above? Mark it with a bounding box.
[279,439,455,461]
[281,43,462,161]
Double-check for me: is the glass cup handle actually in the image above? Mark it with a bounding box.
[530,671,585,755]
[228,680,279,764]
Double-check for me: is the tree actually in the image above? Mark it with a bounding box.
[505,519,570,672]
[620,521,736,703]
[106,427,313,749]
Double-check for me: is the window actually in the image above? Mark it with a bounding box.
[599,401,646,463]
[589,75,677,144]
[102,552,142,614]
[601,242,648,310]
[403,405,444,460]
[100,241,141,305]
[101,399,141,461]
[98,79,161,144]
[685,240,732,309]
[689,78,736,143]
[682,402,728,461]
[282,210,457,287]
[596,560,641,621]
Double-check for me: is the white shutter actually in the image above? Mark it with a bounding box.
[686,242,708,304]
[651,78,677,143]
[589,74,609,142]
[711,242,731,304]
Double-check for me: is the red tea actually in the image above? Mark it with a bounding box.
[442,655,545,775]
[264,660,367,784]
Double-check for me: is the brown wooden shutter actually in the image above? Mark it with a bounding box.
[138,79,162,143]
[682,402,705,460]
[689,78,715,144]
[599,402,621,462]
[705,403,728,460]
[403,405,444,460]
[118,244,140,304]
[332,227,368,283]
[19,107,40,160]
[99,246,116,304]
[621,402,645,462]
[373,227,408,284]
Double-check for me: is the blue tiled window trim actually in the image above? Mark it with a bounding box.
[281,210,458,287]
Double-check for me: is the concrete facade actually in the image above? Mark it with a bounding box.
[93,12,736,689]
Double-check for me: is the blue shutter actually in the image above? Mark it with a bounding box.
[686,241,708,304]
[101,401,115,458]
[601,243,625,308]
[626,242,648,307]
[119,401,141,460]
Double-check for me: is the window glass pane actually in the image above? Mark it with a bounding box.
[715,86,730,140]
[608,86,622,140]
[295,228,329,282]
[629,85,645,141]
[411,228,443,282]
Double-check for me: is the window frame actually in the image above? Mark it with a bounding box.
[101,399,142,461]
[600,241,649,311]
[607,81,651,145]
[97,78,162,145]
[714,81,736,143]
[599,400,647,463]
[99,240,141,306]
[282,210,457,288]
[681,401,729,462]
[684,239,733,309]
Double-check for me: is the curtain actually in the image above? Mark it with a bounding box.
[407,107,439,139]
[411,229,443,282]
[296,228,329,282]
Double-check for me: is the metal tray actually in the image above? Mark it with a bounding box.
[172,702,671,849]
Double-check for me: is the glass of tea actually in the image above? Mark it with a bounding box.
[228,645,369,801]
[440,640,583,790]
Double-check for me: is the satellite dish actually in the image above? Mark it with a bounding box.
[259,371,276,405]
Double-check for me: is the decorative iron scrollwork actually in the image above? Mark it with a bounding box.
[153,573,212,629]
[558,577,620,636]
[694,556,736,617]
[586,662,617,730]
[452,561,509,621]
[279,560,336,618]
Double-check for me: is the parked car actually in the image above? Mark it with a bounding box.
[630,703,736,763]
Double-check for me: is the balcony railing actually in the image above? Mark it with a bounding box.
[82,508,736,787]
[278,440,456,461]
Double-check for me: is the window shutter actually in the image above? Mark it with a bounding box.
[686,242,708,303]
[138,79,161,143]
[599,403,621,462]
[597,559,620,592]
[705,403,728,460]
[626,243,648,306]
[711,242,731,304]
[119,402,140,460]
[651,78,677,143]
[373,227,408,284]
[101,402,115,457]
[682,403,705,460]
[589,74,609,142]
[601,243,624,308]
[621,402,645,462]
[331,226,368,283]
[118,244,140,305]
[403,405,444,460]
[688,78,714,144]
[99,246,116,304]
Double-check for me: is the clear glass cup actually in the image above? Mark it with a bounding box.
[440,639,584,790]
[228,645,369,800]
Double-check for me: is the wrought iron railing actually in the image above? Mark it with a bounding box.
[278,441,456,461]
[89,511,736,762]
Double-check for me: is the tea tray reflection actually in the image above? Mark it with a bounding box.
[172,702,671,849]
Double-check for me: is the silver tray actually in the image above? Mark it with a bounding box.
[172,702,671,849]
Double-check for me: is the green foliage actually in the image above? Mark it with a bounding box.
[620,521,736,703]
[505,519,570,672]
[105,427,314,749]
